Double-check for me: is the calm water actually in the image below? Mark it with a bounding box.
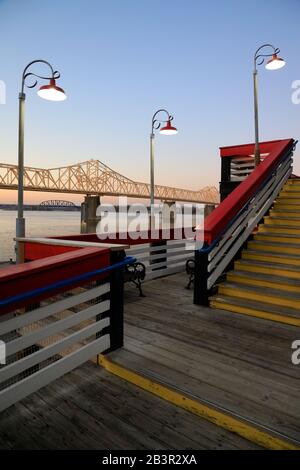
[0,209,200,262]
[0,211,81,261]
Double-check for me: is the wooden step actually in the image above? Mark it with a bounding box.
[270,210,300,218]
[276,196,300,203]
[227,270,300,294]
[275,196,300,203]
[258,224,300,235]
[218,282,300,312]
[247,240,300,256]
[267,213,300,220]
[254,232,300,245]
[273,203,300,211]
[270,205,300,211]
[264,216,300,227]
[210,295,300,327]
[278,188,300,195]
[235,259,300,280]
[280,189,300,195]
[285,178,300,184]
[284,184,300,190]
[242,249,300,266]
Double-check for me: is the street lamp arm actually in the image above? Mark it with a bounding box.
[254,44,280,70]
[151,108,173,133]
[21,60,60,93]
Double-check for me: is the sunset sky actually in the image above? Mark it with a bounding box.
[0,0,299,204]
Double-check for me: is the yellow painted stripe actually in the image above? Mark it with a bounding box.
[219,285,300,310]
[258,226,300,235]
[283,192,300,195]
[210,299,300,328]
[270,211,300,218]
[278,191,300,195]
[227,272,300,293]
[254,234,300,245]
[98,354,299,450]
[280,191,300,195]
[264,217,300,227]
[247,241,300,255]
[275,199,300,205]
[243,251,300,266]
[273,205,300,210]
[235,261,300,280]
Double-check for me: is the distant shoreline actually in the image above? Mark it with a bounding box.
[0,204,203,213]
[0,204,80,212]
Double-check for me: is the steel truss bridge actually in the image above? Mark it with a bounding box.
[39,200,77,208]
[0,159,219,204]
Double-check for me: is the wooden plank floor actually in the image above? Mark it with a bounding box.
[0,271,299,449]
[0,361,260,450]
[118,272,300,443]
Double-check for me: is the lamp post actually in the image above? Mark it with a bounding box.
[16,60,66,263]
[253,44,285,166]
[150,109,177,224]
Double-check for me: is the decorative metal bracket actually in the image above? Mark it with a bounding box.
[151,108,174,134]
[254,44,279,71]
[21,59,61,94]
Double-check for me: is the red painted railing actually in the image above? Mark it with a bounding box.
[0,247,110,314]
[50,227,194,245]
[203,139,295,245]
[22,227,195,262]
[23,241,82,261]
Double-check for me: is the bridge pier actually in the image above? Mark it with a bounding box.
[80,195,101,233]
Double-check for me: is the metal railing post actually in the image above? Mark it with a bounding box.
[107,251,125,351]
[193,246,210,306]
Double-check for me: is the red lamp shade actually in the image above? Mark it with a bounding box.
[265,53,285,70]
[159,120,178,135]
[37,78,67,101]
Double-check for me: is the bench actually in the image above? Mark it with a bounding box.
[124,261,146,297]
[185,258,195,289]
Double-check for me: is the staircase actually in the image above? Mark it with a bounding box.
[210,177,300,327]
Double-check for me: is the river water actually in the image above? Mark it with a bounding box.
[0,211,81,261]
[0,209,201,262]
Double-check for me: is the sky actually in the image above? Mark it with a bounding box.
[0,0,299,204]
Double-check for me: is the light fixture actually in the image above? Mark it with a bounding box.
[253,44,285,166]
[149,109,178,224]
[37,78,67,101]
[265,53,285,70]
[16,59,66,263]
[159,119,178,135]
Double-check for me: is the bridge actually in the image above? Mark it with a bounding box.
[0,159,219,204]
[39,200,77,208]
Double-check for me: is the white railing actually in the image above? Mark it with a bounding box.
[128,239,193,281]
[207,151,293,290]
[0,282,111,412]
[230,153,269,182]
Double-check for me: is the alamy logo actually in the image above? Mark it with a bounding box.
[0,80,6,104]
[291,340,300,365]
[0,340,6,364]
[291,80,300,105]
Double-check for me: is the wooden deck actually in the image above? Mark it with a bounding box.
[0,361,260,450]
[0,272,299,449]
[120,273,300,444]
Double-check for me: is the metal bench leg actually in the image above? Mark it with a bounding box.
[186,273,194,290]
[136,278,145,297]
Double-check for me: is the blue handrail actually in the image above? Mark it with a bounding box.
[0,255,136,308]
